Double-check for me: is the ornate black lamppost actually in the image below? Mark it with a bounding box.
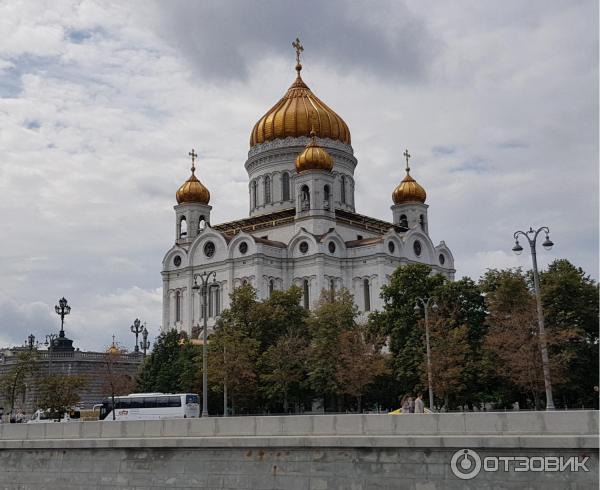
[192,270,218,418]
[141,324,150,357]
[27,334,36,351]
[512,226,555,410]
[54,297,71,338]
[414,297,438,412]
[130,318,144,353]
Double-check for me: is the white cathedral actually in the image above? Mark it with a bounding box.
[161,42,455,335]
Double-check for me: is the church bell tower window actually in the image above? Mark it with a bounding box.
[252,180,258,209]
[179,216,187,238]
[300,185,310,211]
[341,175,346,204]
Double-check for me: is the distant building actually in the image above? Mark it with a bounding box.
[0,335,143,416]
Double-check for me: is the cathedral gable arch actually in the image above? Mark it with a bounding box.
[404,229,435,263]
[162,245,188,270]
[189,229,229,264]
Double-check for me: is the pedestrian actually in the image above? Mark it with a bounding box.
[408,395,415,413]
[415,393,425,413]
[401,396,410,413]
[15,410,24,424]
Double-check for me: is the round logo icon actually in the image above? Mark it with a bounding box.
[450,449,482,480]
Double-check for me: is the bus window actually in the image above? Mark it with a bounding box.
[129,397,143,409]
[186,395,199,404]
[156,396,169,408]
[168,396,182,407]
[143,397,157,408]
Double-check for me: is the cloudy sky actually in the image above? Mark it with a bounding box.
[0,0,597,351]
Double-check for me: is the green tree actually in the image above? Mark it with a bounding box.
[539,259,599,407]
[208,322,259,415]
[259,333,308,412]
[137,330,192,393]
[251,286,308,350]
[369,264,445,398]
[307,289,356,409]
[335,324,390,412]
[481,267,582,409]
[37,375,87,418]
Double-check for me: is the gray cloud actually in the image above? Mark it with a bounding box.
[150,0,438,82]
[0,0,597,351]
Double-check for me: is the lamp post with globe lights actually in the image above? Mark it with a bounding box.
[512,226,555,410]
[54,297,71,338]
[192,270,218,417]
[414,297,438,412]
[130,318,143,353]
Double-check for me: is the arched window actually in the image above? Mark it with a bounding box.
[419,214,426,231]
[303,279,310,309]
[329,278,335,301]
[179,216,187,238]
[264,176,271,204]
[400,214,408,229]
[198,215,206,232]
[323,185,330,210]
[282,172,290,201]
[341,175,346,204]
[175,291,181,322]
[300,185,310,211]
[252,180,258,209]
[363,279,371,312]
[269,279,274,298]
[208,288,214,318]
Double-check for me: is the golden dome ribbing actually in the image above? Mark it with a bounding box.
[176,150,210,205]
[392,149,426,204]
[250,51,350,148]
[296,130,334,173]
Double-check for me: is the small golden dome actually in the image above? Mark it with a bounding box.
[176,150,210,205]
[392,149,426,204]
[250,48,350,148]
[295,131,334,173]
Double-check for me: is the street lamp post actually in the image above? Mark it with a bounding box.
[130,318,143,353]
[512,226,555,410]
[54,297,71,338]
[414,297,438,412]
[141,325,150,357]
[44,333,58,375]
[27,334,36,351]
[192,270,217,417]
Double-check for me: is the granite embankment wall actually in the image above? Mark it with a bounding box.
[0,411,597,489]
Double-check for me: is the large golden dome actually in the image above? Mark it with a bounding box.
[392,150,426,204]
[296,130,334,173]
[250,64,350,148]
[176,151,210,205]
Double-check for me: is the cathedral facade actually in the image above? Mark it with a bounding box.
[161,44,455,335]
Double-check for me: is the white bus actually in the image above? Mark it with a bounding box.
[97,393,200,421]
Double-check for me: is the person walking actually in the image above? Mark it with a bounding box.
[414,393,425,413]
[401,396,410,413]
[408,395,415,413]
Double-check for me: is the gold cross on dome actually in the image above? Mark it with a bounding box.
[111,334,116,345]
[403,149,411,171]
[188,148,198,172]
[292,37,304,66]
